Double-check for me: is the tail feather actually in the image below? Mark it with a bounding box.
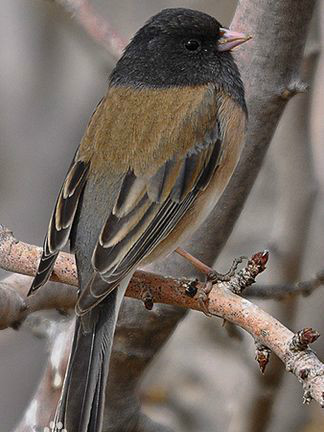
[88,360,107,431]
[51,283,125,432]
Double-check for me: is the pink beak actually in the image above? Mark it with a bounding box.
[218,28,252,52]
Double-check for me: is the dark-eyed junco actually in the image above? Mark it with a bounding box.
[28,8,249,432]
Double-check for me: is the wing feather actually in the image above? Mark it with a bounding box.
[113,173,147,217]
[30,85,239,315]
[77,134,222,314]
[28,159,90,294]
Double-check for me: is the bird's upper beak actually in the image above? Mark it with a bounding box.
[218,28,252,52]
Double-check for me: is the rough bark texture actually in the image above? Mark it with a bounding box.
[1,230,323,329]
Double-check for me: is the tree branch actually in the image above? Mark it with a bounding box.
[244,272,324,299]
[54,0,126,59]
[1,224,324,408]
[1,224,323,326]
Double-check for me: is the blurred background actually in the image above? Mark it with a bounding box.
[0,0,323,431]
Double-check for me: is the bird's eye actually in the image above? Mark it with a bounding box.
[184,39,201,52]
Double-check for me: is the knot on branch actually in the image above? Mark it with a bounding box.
[183,279,199,298]
[255,342,271,374]
[0,224,15,243]
[280,80,309,100]
[289,328,320,352]
[0,280,26,329]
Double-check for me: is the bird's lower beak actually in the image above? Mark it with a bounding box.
[218,28,252,52]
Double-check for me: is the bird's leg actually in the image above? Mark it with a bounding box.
[175,247,213,275]
[175,248,247,316]
[176,247,247,281]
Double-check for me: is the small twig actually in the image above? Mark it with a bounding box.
[280,79,309,100]
[244,271,324,299]
[176,247,247,283]
[193,252,265,317]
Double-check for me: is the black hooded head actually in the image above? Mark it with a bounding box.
[110,8,245,108]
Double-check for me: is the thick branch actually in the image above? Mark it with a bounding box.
[1,226,324,407]
[236,19,319,431]
[1,224,323,328]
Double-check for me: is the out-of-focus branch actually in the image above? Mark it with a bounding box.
[15,320,73,432]
[310,0,324,188]
[1,227,324,408]
[177,4,316,427]
[54,0,126,59]
[235,21,319,431]
[15,300,180,432]
[244,271,324,299]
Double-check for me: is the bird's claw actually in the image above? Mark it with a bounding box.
[206,256,247,284]
[206,270,230,283]
[198,279,213,317]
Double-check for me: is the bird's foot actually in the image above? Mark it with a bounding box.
[206,255,247,283]
[197,279,214,317]
[177,247,247,316]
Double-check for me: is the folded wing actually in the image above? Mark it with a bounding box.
[77,124,222,314]
[28,157,90,294]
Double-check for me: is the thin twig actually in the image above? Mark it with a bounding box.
[244,272,324,299]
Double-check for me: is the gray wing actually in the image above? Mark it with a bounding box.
[76,128,222,315]
[28,157,90,294]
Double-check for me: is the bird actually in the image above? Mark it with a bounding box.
[28,7,250,432]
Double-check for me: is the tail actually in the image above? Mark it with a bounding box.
[52,282,127,432]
